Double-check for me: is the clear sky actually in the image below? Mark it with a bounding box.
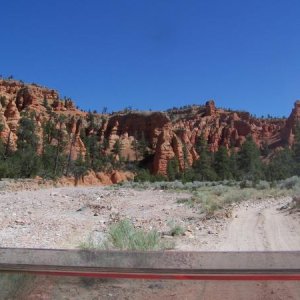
[1,0,300,117]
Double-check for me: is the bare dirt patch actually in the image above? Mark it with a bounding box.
[1,185,299,251]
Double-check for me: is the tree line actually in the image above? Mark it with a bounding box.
[0,111,113,182]
[1,110,300,184]
[161,132,300,183]
[136,127,300,183]
[0,109,151,182]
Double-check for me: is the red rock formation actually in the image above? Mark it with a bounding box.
[52,99,67,111]
[281,100,300,145]
[153,124,176,175]
[64,99,76,110]
[205,100,217,116]
[65,117,86,160]
[0,79,86,157]
[103,111,170,149]
[4,99,20,132]
[71,170,133,186]
[0,79,298,177]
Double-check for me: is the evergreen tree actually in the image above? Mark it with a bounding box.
[0,123,4,153]
[71,154,88,186]
[180,143,194,182]
[214,146,232,180]
[266,148,294,180]
[260,140,270,157]
[238,135,263,181]
[81,132,109,172]
[229,148,239,180]
[13,114,41,177]
[0,124,7,178]
[40,117,64,178]
[43,96,49,108]
[52,115,67,177]
[112,140,123,159]
[193,134,217,181]
[195,134,207,156]
[42,118,56,145]
[17,115,39,152]
[131,138,139,161]
[0,96,7,107]
[193,151,217,181]
[182,143,189,170]
[293,122,300,175]
[133,132,149,160]
[167,157,179,181]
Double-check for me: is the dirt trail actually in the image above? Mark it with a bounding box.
[217,199,300,251]
[194,199,300,300]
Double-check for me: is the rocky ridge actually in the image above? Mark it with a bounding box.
[0,79,299,177]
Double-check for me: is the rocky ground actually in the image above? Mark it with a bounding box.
[0,182,300,299]
[0,184,226,250]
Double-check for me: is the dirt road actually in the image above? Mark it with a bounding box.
[198,200,300,300]
[0,186,300,299]
[217,199,300,251]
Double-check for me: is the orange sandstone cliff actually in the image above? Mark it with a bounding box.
[0,79,299,177]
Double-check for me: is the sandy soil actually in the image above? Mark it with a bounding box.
[0,185,300,299]
[0,186,299,251]
[0,186,230,250]
[217,199,300,251]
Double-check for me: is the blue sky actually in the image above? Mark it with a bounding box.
[1,0,300,117]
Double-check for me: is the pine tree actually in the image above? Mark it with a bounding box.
[167,157,179,181]
[293,122,300,175]
[266,148,294,180]
[238,135,263,182]
[71,154,88,186]
[193,134,217,181]
[195,134,207,156]
[260,140,270,157]
[229,148,239,180]
[53,115,67,177]
[193,151,217,181]
[13,114,41,177]
[131,138,139,161]
[112,140,123,160]
[43,96,49,108]
[214,146,232,180]
[17,115,39,152]
[136,132,149,159]
[0,124,6,178]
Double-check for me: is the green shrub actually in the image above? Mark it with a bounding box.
[279,176,300,189]
[191,191,221,215]
[240,180,253,189]
[168,221,185,236]
[134,169,167,183]
[134,169,152,182]
[223,189,252,204]
[212,185,228,196]
[255,180,270,190]
[81,219,174,251]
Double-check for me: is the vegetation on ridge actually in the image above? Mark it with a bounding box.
[1,91,300,183]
